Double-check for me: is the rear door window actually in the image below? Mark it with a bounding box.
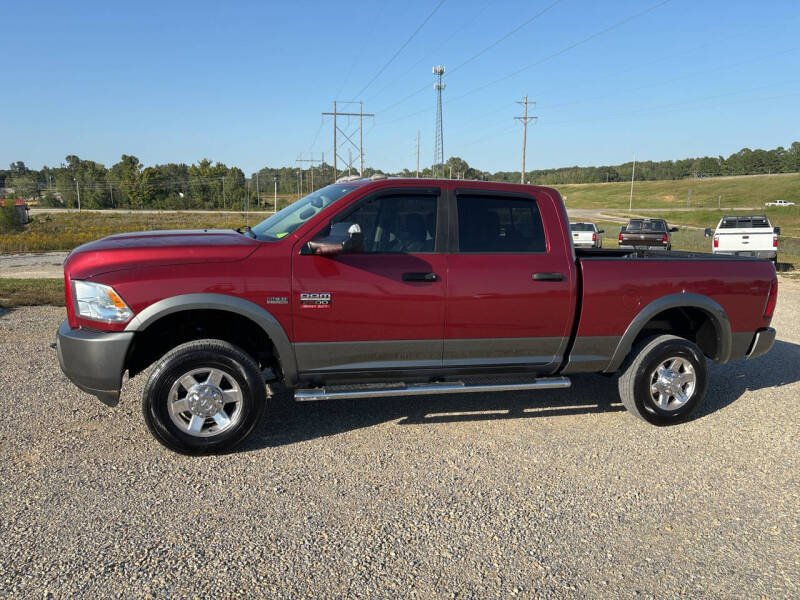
[457,195,546,253]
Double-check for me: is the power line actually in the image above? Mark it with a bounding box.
[448,0,564,76]
[352,0,447,99]
[375,0,672,118]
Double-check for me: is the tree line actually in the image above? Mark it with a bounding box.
[2,141,798,210]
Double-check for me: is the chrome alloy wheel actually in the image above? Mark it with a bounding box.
[648,357,696,412]
[167,368,243,437]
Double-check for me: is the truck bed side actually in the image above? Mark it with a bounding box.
[563,253,776,374]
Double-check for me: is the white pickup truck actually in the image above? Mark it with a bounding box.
[705,215,780,262]
[569,222,603,248]
[764,199,795,207]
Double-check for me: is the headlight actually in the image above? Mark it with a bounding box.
[73,280,134,323]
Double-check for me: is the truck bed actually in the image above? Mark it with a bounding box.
[562,247,777,374]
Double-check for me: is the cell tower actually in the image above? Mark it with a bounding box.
[432,65,445,177]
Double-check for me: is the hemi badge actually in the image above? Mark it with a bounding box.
[300,292,331,309]
[266,297,288,305]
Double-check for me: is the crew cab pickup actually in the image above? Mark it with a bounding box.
[56,178,778,453]
[705,215,780,262]
[618,218,678,251]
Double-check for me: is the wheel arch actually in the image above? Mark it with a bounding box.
[605,293,731,373]
[124,293,297,385]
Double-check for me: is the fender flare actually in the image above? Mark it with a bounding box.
[124,293,298,385]
[604,293,732,373]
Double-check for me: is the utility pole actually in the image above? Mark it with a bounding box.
[687,188,692,207]
[515,95,537,184]
[273,176,278,213]
[323,101,374,180]
[74,179,81,211]
[416,130,420,178]
[222,176,226,210]
[629,155,636,210]
[255,172,260,208]
[109,182,113,208]
[296,154,323,192]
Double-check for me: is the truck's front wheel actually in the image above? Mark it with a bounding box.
[617,334,707,425]
[142,339,267,453]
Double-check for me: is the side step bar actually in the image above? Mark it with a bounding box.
[294,377,571,402]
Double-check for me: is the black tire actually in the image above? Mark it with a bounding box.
[142,339,267,454]
[617,334,707,425]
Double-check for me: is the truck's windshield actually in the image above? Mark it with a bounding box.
[251,184,357,241]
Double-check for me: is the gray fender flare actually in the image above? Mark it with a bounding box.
[604,293,732,373]
[124,293,298,385]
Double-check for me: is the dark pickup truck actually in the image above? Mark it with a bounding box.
[619,218,679,251]
[57,178,778,453]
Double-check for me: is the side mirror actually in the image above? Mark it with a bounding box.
[774,227,781,235]
[704,228,712,237]
[597,229,604,234]
[669,227,679,232]
[620,226,627,233]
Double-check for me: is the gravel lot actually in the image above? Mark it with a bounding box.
[1,279,798,599]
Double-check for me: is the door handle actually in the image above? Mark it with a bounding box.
[532,272,564,281]
[403,272,439,282]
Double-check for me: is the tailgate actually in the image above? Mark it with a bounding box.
[716,230,774,252]
[571,232,594,244]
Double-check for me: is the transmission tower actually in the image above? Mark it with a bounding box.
[432,65,445,177]
[322,101,374,180]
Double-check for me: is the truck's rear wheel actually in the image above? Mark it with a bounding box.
[617,334,707,425]
[142,339,266,453]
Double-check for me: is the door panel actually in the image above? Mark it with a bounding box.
[444,192,576,372]
[292,190,446,374]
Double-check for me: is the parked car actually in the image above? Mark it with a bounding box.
[618,218,678,251]
[764,199,795,207]
[570,222,603,248]
[705,215,780,262]
[57,178,778,453]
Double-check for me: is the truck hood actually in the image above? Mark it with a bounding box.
[64,229,260,279]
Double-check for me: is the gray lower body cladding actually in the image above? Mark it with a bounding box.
[56,320,133,406]
[294,337,569,378]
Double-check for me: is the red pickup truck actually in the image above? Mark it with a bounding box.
[57,178,778,453]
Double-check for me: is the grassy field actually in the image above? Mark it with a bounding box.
[557,173,800,210]
[0,210,271,254]
[0,278,64,308]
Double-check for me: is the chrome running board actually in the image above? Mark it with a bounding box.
[294,377,571,402]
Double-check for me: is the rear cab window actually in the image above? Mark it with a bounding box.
[456,194,546,253]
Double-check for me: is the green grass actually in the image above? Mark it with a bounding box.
[556,173,800,210]
[0,210,272,254]
[0,278,64,308]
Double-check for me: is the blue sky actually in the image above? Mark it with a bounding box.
[3,0,799,175]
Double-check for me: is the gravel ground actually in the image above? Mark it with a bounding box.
[1,279,798,599]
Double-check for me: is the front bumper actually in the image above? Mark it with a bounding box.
[746,327,776,360]
[56,320,134,406]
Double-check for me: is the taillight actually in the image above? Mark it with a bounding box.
[713,235,719,248]
[773,234,778,248]
[592,233,597,242]
[618,233,623,242]
[662,233,668,243]
[764,279,778,318]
